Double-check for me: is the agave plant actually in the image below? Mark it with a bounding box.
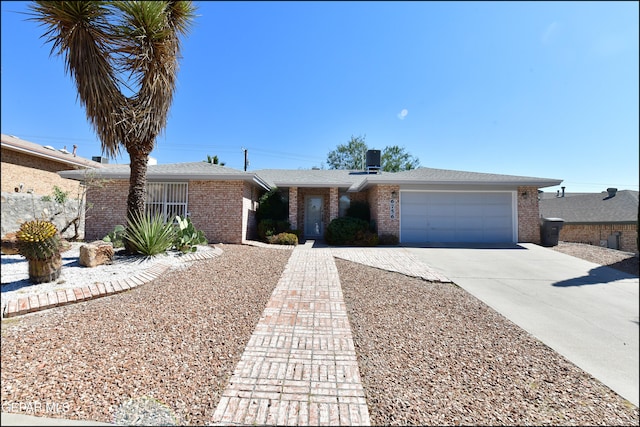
[16,219,63,283]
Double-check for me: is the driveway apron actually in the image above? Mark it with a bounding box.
[211,245,370,426]
[405,243,639,407]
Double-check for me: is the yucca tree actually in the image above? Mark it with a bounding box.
[29,1,195,252]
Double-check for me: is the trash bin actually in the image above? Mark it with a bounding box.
[540,218,564,247]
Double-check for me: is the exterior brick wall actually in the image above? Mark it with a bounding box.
[84,179,129,241]
[85,179,259,244]
[288,187,298,230]
[329,188,339,222]
[560,223,638,253]
[188,180,245,244]
[368,185,400,238]
[1,161,82,196]
[518,186,541,244]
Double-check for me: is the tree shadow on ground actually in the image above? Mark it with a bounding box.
[553,264,638,287]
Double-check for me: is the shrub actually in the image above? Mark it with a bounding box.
[325,217,372,246]
[172,215,207,253]
[256,188,288,222]
[53,186,70,204]
[353,230,379,246]
[124,212,175,256]
[378,234,399,245]
[103,224,125,248]
[258,219,290,241]
[267,232,298,246]
[346,201,371,222]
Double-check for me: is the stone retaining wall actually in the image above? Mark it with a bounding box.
[1,192,85,240]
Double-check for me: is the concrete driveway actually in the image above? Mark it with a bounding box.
[404,243,639,407]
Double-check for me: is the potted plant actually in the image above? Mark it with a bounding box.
[16,220,63,284]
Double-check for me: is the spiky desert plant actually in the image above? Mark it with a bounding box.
[16,220,62,261]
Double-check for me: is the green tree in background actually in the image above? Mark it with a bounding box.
[204,154,226,166]
[30,1,196,252]
[380,145,420,172]
[326,135,420,171]
[326,135,368,170]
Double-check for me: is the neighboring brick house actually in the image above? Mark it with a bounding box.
[1,133,105,196]
[60,162,561,245]
[540,189,639,253]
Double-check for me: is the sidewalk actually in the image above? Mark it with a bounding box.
[211,245,371,425]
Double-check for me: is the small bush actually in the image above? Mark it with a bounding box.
[103,224,125,248]
[325,217,372,246]
[258,219,291,241]
[53,186,70,204]
[267,232,298,246]
[353,230,379,246]
[124,212,175,256]
[378,234,399,245]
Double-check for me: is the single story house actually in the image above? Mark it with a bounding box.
[540,188,639,253]
[59,161,561,245]
[1,133,105,196]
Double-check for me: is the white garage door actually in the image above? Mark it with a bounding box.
[400,192,514,243]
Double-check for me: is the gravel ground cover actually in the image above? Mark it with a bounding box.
[0,245,291,425]
[551,241,639,276]
[337,259,639,426]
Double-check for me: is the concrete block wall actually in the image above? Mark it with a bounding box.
[517,186,541,244]
[560,223,638,253]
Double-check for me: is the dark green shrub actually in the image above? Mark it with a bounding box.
[258,219,276,240]
[256,188,288,222]
[346,201,371,222]
[124,212,175,256]
[267,232,298,246]
[173,215,207,253]
[325,217,371,246]
[378,234,399,245]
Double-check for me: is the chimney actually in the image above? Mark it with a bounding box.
[561,186,565,197]
[606,188,617,198]
[72,144,78,157]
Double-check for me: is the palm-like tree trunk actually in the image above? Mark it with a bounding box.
[29,1,195,251]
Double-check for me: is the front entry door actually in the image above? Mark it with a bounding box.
[304,196,324,238]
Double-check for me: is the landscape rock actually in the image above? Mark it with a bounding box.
[79,241,114,268]
[1,232,19,255]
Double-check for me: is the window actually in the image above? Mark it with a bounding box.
[339,193,351,217]
[145,182,188,223]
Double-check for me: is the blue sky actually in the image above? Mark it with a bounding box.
[2,1,638,193]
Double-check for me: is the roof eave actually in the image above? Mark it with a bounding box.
[3,142,104,169]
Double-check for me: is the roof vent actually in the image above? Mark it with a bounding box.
[366,149,381,174]
[606,188,617,198]
[59,146,70,154]
[43,145,55,151]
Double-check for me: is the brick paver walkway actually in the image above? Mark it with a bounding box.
[211,246,371,426]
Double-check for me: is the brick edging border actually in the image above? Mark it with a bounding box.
[2,247,223,319]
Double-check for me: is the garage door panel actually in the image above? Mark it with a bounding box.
[401,191,514,243]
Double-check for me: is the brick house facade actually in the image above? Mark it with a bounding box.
[61,162,561,245]
[1,134,104,196]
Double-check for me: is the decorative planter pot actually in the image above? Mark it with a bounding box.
[28,253,62,284]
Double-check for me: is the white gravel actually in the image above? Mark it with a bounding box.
[1,243,212,310]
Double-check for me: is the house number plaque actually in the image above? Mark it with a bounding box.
[390,198,396,219]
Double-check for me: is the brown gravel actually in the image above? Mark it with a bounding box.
[337,259,640,426]
[551,241,639,276]
[0,244,291,425]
